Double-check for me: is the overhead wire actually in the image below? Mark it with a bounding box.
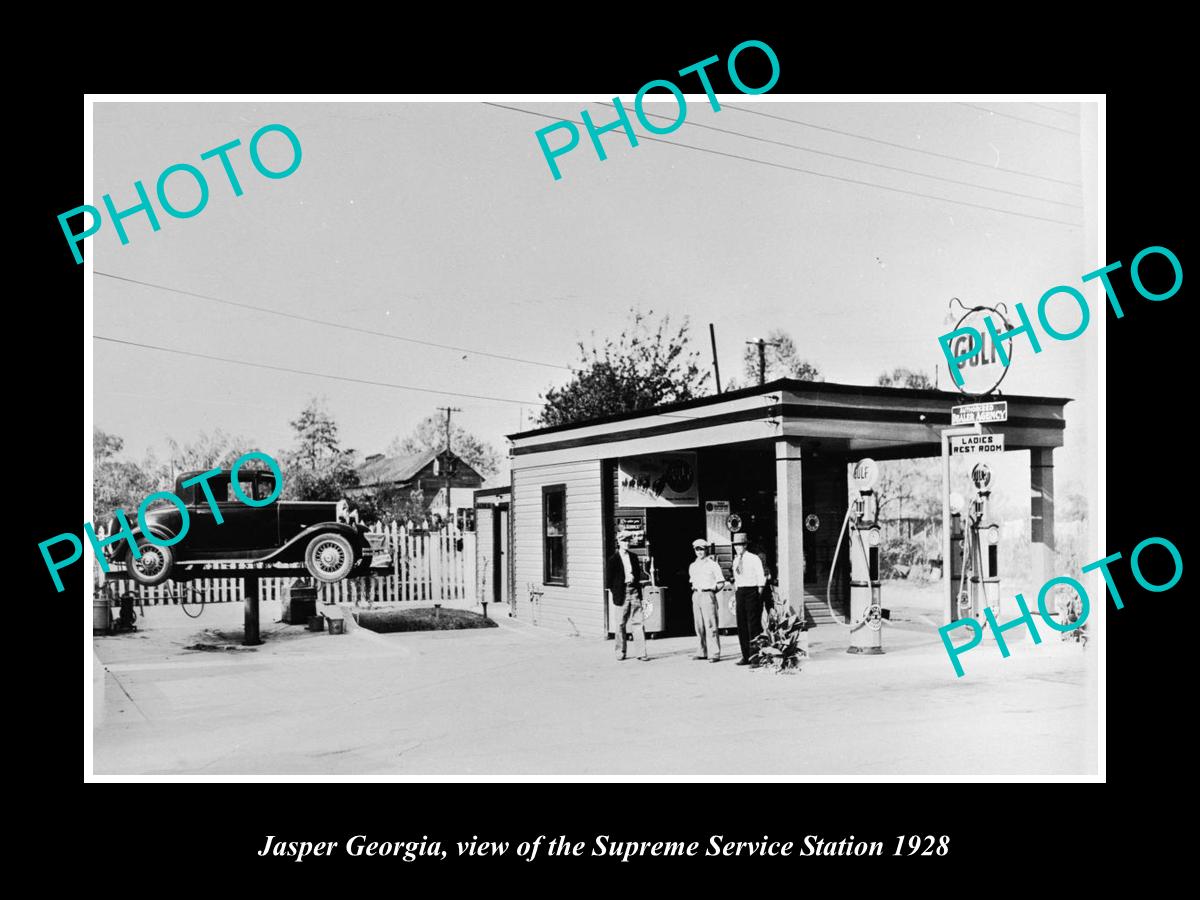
[94,273,707,417]
[613,103,1082,209]
[484,103,1081,228]
[956,102,1080,135]
[1027,102,1080,118]
[95,271,575,372]
[721,103,1082,188]
[93,337,706,421]
[93,335,546,406]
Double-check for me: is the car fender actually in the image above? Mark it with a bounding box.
[108,524,179,563]
[263,522,367,564]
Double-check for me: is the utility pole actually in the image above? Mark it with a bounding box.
[436,406,461,528]
[709,323,722,393]
[745,337,782,385]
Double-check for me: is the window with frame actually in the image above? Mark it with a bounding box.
[542,484,567,586]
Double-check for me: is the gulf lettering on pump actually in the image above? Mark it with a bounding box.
[936,246,1182,387]
[534,40,780,180]
[57,124,302,265]
[39,451,284,592]
[939,535,1182,676]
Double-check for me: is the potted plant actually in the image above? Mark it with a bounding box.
[750,603,809,674]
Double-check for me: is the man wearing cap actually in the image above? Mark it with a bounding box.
[607,531,649,661]
[732,532,770,666]
[689,538,727,662]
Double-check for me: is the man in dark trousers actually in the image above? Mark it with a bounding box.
[732,532,769,665]
[607,531,649,661]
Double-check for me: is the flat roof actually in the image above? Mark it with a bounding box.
[473,485,511,499]
[508,377,1072,440]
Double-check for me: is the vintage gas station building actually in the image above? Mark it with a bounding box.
[492,378,1069,637]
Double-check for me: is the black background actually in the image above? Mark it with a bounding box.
[26,26,1177,885]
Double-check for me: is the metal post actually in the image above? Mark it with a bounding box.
[243,576,262,646]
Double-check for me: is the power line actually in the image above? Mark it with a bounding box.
[93,335,707,422]
[93,335,546,406]
[956,103,1080,135]
[722,104,1082,188]
[94,271,575,372]
[613,103,1082,209]
[486,104,1081,228]
[1028,102,1079,118]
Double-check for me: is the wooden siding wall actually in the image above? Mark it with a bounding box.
[512,460,604,635]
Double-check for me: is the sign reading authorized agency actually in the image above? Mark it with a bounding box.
[951,401,1008,426]
[949,433,1005,455]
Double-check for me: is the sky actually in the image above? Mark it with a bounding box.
[91,99,1098,495]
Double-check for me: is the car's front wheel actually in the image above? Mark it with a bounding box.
[126,539,175,587]
[304,533,356,583]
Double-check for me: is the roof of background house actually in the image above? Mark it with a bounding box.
[356,448,486,487]
[356,449,441,487]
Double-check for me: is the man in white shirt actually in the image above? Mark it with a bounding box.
[732,532,769,665]
[688,538,727,662]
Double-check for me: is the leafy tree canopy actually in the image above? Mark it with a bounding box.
[281,398,360,501]
[93,428,156,523]
[536,309,710,427]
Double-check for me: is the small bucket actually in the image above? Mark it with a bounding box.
[328,618,346,635]
[307,615,325,632]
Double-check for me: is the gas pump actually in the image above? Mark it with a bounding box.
[962,463,1002,629]
[828,458,889,654]
[955,465,1003,633]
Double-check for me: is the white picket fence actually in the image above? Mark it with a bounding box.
[94,522,477,607]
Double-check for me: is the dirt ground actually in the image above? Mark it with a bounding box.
[91,595,1097,777]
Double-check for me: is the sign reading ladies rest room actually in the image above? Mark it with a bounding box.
[618,453,698,508]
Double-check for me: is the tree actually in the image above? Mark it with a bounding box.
[736,329,822,387]
[93,428,156,523]
[387,414,500,478]
[158,429,256,480]
[281,398,360,501]
[536,309,710,427]
[877,367,935,389]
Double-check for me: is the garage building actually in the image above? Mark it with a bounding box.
[504,378,1069,638]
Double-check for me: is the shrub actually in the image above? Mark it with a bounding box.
[750,605,808,674]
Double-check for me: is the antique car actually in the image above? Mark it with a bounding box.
[105,467,387,586]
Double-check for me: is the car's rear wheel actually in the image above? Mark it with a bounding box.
[304,533,355,583]
[126,539,175,587]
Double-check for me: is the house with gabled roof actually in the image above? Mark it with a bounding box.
[354,448,484,524]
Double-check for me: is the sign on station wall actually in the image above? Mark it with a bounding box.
[618,452,699,507]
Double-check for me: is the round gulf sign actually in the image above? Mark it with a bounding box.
[971,463,992,491]
[726,513,742,533]
[852,458,879,492]
[948,304,1015,397]
[865,604,883,631]
[804,513,820,532]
